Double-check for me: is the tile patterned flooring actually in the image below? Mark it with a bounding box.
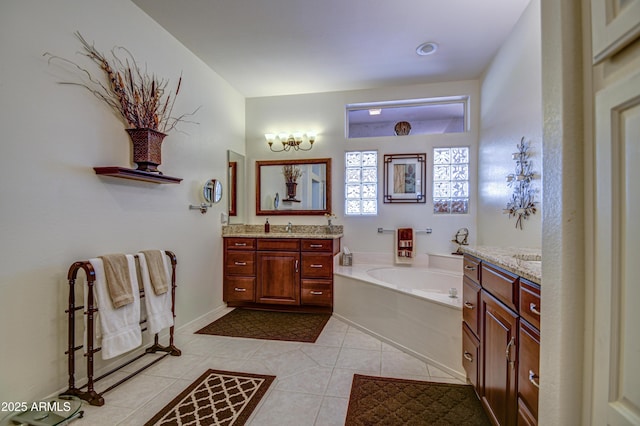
[73,308,464,425]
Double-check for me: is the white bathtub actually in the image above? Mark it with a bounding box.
[334,253,465,379]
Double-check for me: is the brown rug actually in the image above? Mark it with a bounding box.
[345,375,491,426]
[195,308,331,343]
[145,369,275,426]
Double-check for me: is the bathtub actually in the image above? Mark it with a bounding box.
[333,253,465,379]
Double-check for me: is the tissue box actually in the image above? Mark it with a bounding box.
[340,247,353,266]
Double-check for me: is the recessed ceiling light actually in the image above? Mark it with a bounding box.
[368,108,382,115]
[416,42,438,56]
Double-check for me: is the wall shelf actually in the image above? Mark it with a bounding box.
[93,166,182,184]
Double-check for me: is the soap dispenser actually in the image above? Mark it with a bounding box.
[264,218,270,233]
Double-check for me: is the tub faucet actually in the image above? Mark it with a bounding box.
[286,222,293,233]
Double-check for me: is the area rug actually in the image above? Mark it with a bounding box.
[145,369,275,426]
[195,308,331,343]
[345,375,491,426]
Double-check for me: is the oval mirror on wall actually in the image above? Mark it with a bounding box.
[204,179,223,204]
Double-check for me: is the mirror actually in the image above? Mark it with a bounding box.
[256,158,331,216]
[227,150,246,224]
[204,179,223,204]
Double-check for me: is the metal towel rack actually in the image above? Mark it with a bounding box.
[377,227,432,234]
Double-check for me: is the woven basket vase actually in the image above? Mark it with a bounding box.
[126,128,167,173]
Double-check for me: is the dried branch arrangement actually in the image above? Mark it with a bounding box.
[282,165,303,183]
[44,31,198,133]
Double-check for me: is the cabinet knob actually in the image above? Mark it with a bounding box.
[234,287,247,292]
[463,352,473,362]
[464,301,475,309]
[528,370,540,388]
[529,303,541,316]
[310,291,323,295]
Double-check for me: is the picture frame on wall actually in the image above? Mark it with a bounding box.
[383,153,426,203]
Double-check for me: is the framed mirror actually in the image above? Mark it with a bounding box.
[227,150,246,224]
[204,179,223,204]
[383,153,426,203]
[256,158,331,215]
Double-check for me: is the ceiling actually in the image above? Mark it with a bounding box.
[131,0,530,98]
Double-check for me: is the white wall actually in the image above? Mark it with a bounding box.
[246,81,480,257]
[0,0,244,403]
[478,0,542,248]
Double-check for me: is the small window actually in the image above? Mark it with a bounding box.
[346,96,468,139]
[345,150,378,215]
[433,147,470,214]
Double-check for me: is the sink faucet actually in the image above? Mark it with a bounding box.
[286,222,293,233]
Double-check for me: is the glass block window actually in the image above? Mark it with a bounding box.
[433,147,469,214]
[345,150,378,215]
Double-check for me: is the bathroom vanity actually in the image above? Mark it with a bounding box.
[222,225,341,313]
[461,247,541,426]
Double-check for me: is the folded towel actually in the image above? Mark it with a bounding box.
[395,228,415,264]
[138,251,174,335]
[87,256,142,359]
[140,250,169,295]
[99,254,134,308]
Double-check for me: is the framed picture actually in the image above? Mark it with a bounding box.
[383,153,426,203]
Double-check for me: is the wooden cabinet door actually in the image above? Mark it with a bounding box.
[481,290,519,426]
[256,251,300,305]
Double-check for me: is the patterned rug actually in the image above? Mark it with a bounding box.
[195,308,331,343]
[145,369,275,426]
[345,375,491,426]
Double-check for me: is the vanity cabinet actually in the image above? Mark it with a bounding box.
[462,254,541,426]
[223,236,339,312]
[223,238,256,302]
[256,239,300,305]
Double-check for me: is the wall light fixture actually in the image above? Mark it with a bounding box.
[265,132,316,152]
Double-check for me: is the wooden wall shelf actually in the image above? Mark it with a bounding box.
[93,166,182,184]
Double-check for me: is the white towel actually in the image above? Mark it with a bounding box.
[86,256,142,360]
[137,251,174,335]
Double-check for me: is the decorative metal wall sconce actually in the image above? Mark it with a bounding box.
[265,132,316,152]
[504,137,537,229]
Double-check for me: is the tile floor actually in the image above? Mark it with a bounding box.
[73,308,464,425]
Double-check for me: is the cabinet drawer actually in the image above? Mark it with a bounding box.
[224,276,256,302]
[463,255,481,284]
[463,276,481,336]
[301,253,333,279]
[257,238,300,251]
[462,323,480,393]
[519,279,541,330]
[301,239,333,252]
[225,251,256,276]
[301,279,333,307]
[481,262,519,312]
[225,237,256,250]
[518,320,540,422]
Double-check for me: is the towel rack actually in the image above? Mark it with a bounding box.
[377,227,433,234]
[61,251,181,406]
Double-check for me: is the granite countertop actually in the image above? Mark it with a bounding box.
[461,246,541,284]
[222,224,343,239]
